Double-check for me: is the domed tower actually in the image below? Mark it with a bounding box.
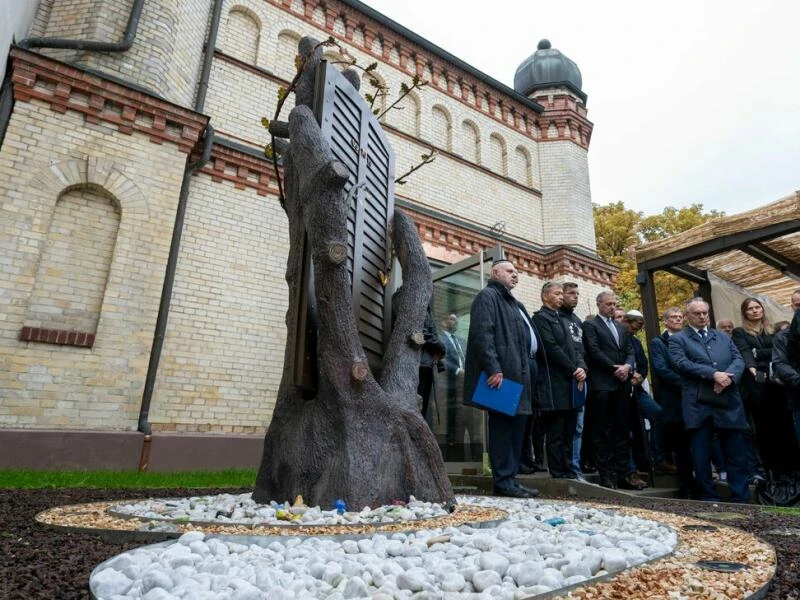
[514,40,596,253]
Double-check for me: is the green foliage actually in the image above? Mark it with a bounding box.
[593,202,722,314]
[0,468,256,489]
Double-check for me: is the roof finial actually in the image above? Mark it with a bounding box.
[537,39,551,50]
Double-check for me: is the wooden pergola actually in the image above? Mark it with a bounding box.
[635,191,800,343]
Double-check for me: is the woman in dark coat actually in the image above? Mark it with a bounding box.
[732,296,796,477]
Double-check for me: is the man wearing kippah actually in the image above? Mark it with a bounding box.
[463,259,543,498]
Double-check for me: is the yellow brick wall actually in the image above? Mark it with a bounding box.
[148,175,289,434]
[0,100,186,429]
[0,0,606,433]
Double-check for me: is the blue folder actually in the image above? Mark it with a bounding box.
[471,372,523,416]
[572,380,587,409]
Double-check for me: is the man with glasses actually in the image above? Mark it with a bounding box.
[668,298,751,502]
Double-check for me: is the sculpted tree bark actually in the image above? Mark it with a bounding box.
[252,38,454,509]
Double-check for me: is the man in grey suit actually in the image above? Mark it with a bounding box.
[668,298,751,502]
[582,291,636,489]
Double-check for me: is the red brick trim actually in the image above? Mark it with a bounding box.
[9,49,209,153]
[535,93,593,150]
[19,326,95,348]
[403,205,616,286]
[262,0,541,139]
[197,141,278,197]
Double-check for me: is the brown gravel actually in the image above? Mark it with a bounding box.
[2,487,799,599]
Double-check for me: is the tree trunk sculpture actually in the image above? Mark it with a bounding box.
[252,38,455,510]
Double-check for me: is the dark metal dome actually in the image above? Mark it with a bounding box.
[513,39,584,98]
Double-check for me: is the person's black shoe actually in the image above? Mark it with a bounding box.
[598,475,617,489]
[518,464,536,475]
[516,483,540,497]
[581,462,598,474]
[493,486,532,498]
[618,475,646,490]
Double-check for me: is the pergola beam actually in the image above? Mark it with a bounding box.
[740,242,800,282]
[639,220,800,272]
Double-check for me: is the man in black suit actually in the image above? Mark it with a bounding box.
[440,314,479,460]
[582,291,636,489]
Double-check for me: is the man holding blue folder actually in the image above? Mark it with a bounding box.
[464,259,542,498]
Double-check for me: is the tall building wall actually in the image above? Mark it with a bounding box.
[0,64,205,427]
[0,0,615,442]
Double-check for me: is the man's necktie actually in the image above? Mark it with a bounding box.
[699,328,707,340]
[606,317,620,345]
[450,334,464,368]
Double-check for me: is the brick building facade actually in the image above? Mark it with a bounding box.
[0,0,615,469]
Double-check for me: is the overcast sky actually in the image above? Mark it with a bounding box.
[363,0,800,217]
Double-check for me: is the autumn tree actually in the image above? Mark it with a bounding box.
[593,202,723,315]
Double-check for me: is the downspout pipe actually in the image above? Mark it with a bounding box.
[137,0,224,436]
[138,123,214,435]
[17,0,145,52]
[3,0,145,154]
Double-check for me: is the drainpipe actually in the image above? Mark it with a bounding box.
[17,0,145,52]
[2,0,145,153]
[137,0,224,439]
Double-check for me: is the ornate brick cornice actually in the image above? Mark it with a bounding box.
[262,0,542,140]
[403,205,616,286]
[534,92,594,150]
[197,141,278,197]
[9,48,209,153]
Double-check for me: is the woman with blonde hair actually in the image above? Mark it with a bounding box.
[733,297,798,478]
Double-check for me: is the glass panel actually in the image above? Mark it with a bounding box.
[428,256,494,467]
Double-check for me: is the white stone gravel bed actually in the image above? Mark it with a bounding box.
[91,496,677,599]
[109,494,448,528]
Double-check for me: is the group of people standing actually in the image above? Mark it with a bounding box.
[431,258,800,502]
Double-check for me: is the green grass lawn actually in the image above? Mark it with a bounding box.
[0,469,257,489]
[759,505,800,518]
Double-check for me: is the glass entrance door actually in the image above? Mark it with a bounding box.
[428,245,504,471]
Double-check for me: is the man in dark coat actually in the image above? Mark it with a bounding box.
[649,306,694,497]
[772,305,800,448]
[582,291,636,489]
[464,259,542,498]
[532,282,586,479]
[669,298,751,502]
[558,282,589,479]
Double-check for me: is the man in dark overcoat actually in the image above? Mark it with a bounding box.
[649,306,694,497]
[463,259,543,498]
[669,298,750,502]
[532,282,586,479]
[582,291,636,489]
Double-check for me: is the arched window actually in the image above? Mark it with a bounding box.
[23,186,120,345]
[431,105,452,151]
[460,120,480,164]
[312,5,326,25]
[221,7,261,65]
[333,15,346,35]
[276,30,302,79]
[488,133,507,176]
[383,87,419,136]
[352,26,365,47]
[513,145,533,187]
